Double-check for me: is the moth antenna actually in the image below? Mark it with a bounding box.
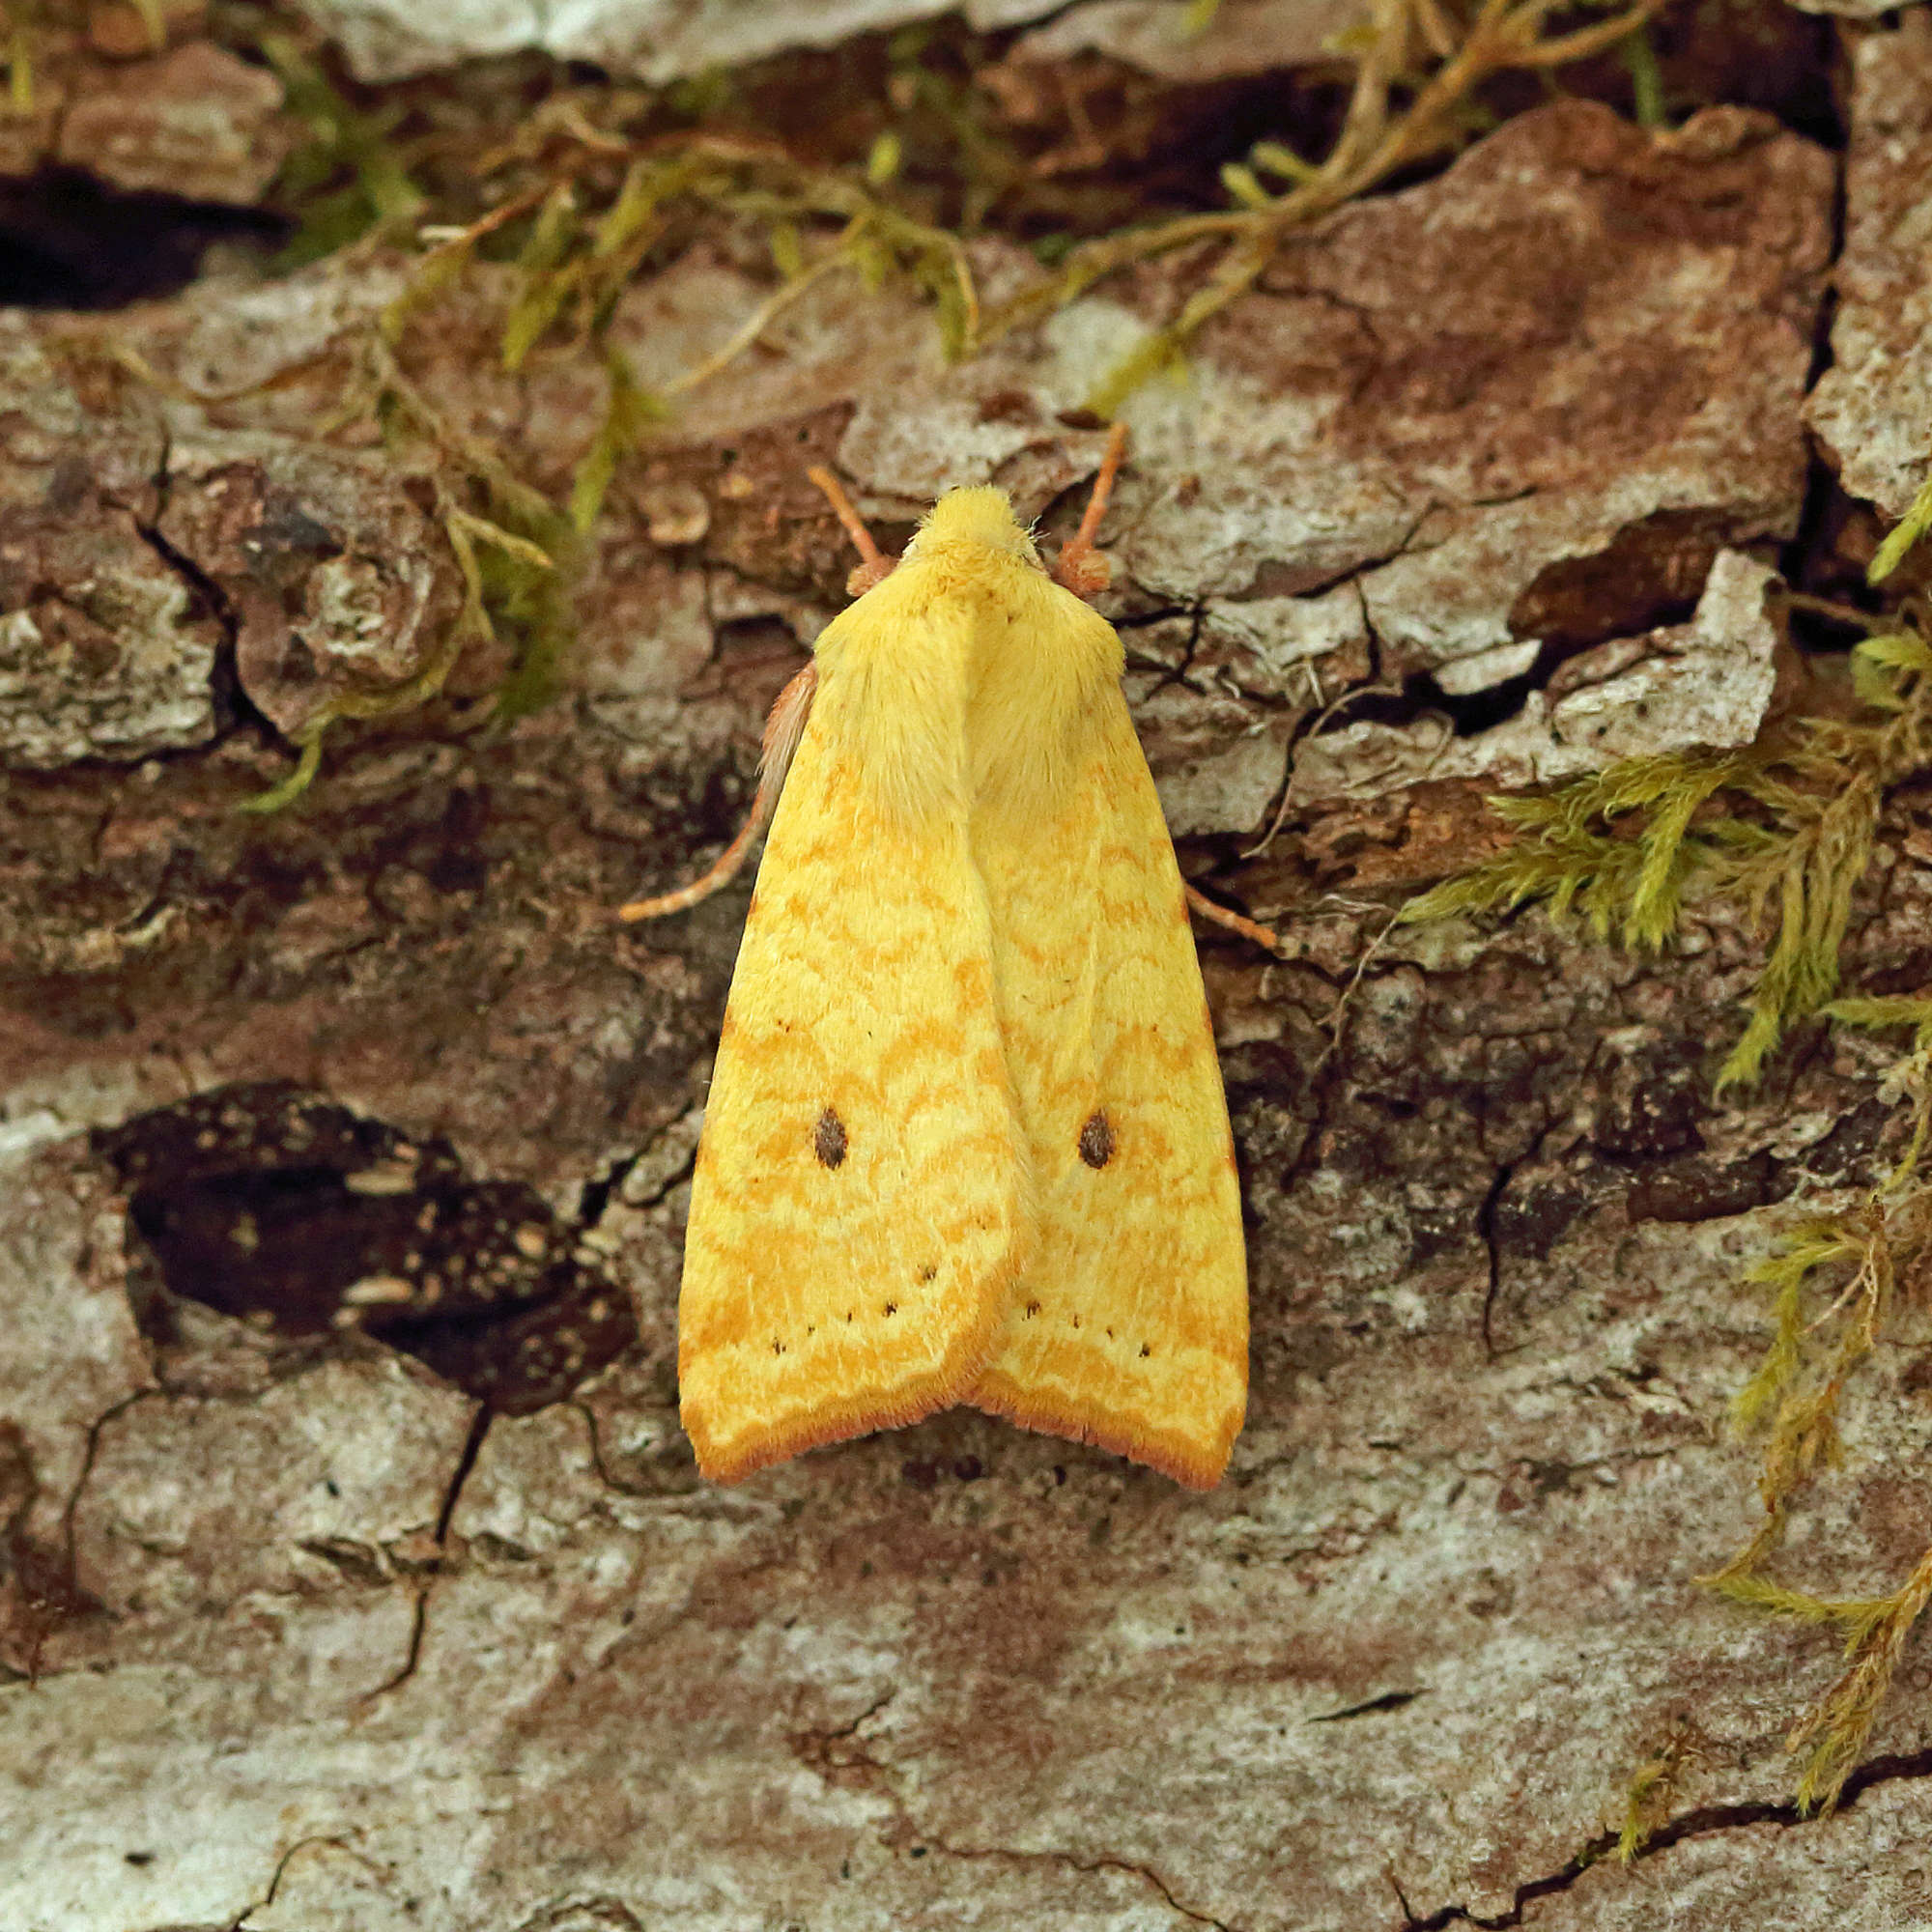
[618,665,819,923]
[1054,421,1128,600]
[807,465,896,595]
[1184,882,1284,957]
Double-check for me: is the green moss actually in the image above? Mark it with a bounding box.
[1697,987,1932,1812]
[570,349,667,536]
[218,0,1675,808]
[233,339,570,811]
[1870,472,1932,584]
[235,735,323,816]
[261,35,426,269]
[990,0,1668,407]
[1402,626,1932,1090]
[1619,22,1668,129]
[1408,517,1932,1813]
[1614,1723,1701,1861]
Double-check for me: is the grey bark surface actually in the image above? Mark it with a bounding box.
[4,15,1932,1932]
[282,0,1345,83]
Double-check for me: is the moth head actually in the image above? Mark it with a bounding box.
[906,487,1044,571]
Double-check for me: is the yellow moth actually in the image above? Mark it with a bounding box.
[623,430,1254,1489]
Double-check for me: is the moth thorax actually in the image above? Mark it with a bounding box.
[911,486,1041,565]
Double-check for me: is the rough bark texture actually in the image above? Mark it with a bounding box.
[4,13,1932,1932]
[289,0,1076,83]
[1806,9,1932,526]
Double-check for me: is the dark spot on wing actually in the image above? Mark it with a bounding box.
[1078,1110,1114,1170]
[814,1106,847,1168]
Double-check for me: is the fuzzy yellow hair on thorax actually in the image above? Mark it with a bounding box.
[905,485,1043,567]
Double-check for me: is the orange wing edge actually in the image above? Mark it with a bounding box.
[970,1365,1246,1492]
[682,1272,1021,1485]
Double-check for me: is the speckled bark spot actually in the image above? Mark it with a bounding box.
[93,1082,636,1413]
[1078,1110,1114,1169]
[813,1106,847,1168]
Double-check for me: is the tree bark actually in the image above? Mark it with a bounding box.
[5,12,1932,1930]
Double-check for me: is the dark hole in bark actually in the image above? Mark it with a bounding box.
[95,1081,637,1414]
[0,167,288,309]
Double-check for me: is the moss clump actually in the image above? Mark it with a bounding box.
[235,337,572,811]
[1403,615,1932,1090]
[1701,987,1932,1812]
[263,34,427,269]
[1407,515,1932,1812]
[1614,1719,1703,1861]
[220,0,1669,805]
[975,0,1670,412]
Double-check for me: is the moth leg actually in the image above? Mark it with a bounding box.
[624,453,872,924]
[807,465,898,594]
[618,665,818,923]
[1183,881,1283,955]
[1054,420,1128,601]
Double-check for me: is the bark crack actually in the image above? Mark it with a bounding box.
[790,1692,1243,1928]
[1475,1159,1515,1361]
[1406,1745,1932,1929]
[62,1388,157,1578]
[360,1402,491,1702]
[1312,1688,1427,1722]
[1122,601,1204,700]
[220,1831,386,1931]
[926,1837,1245,1930]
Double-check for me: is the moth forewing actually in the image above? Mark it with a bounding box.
[643,458,1249,1485]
